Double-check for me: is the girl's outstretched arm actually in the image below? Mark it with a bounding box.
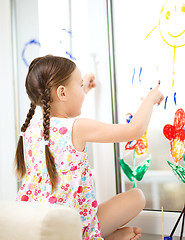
[73,82,163,150]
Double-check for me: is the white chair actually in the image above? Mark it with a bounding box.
[0,200,82,240]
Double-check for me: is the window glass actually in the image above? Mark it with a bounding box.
[112,0,185,211]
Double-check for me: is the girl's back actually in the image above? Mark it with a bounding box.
[16,117,98,229]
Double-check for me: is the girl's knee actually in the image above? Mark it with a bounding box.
[129,188,146,210]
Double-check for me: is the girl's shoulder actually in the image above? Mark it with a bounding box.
[25,117,77,144]
[50,117,76,129]
[26,117,76,130]
[25,117,77,141]
[50,117,75,124]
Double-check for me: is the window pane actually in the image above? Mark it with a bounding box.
[112,0,185,211]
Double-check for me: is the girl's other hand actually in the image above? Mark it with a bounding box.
[83,73,96,94]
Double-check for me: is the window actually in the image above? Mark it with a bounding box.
[12,0,184,236]
[111,0,185,212]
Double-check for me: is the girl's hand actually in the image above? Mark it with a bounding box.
[73,81,164,148]
[83,73,96,94]
[145,81,164,105]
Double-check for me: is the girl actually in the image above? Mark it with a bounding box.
[15,55,164,240]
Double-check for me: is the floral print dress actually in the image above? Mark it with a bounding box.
[16,117,103,240]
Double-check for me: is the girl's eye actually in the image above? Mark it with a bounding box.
[166,11,170,20]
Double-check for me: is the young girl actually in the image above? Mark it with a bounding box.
[15,55,164,240]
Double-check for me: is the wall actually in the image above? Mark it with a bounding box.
[0,0,17,200]
[15,0,40,125]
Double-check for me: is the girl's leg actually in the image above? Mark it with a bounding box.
[97,188,145,238]
[104,227,142,240]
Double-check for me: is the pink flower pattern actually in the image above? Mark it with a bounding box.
[16,117,103,240]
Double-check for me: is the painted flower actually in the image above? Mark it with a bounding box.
[135,131,148,156]
[163,108,185,162]
[125,113,148,156]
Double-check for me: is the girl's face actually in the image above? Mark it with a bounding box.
[65,67,85,117]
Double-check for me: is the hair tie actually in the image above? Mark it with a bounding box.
[19,132,24,137]
[44,140,49,146]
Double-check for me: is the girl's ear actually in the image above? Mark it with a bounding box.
[56,85,66,101]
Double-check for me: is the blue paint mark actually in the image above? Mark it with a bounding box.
[174,92,177,105]
[139,67,142,83]
[132,68,135,85]
[164,96,168,109]
[158,80,160,85]
[61,28,77,61]
[62,28,73,37]
[65,51,77,61]
[126,114,133,123]
[129,140,137,148]
[22,39,41,67]
[150,87,152,90]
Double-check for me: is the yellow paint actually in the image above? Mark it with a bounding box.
[144,25,158,40]
[145,0,185,87]
[171,138,184,162]
[169,29,185,38]
[172,47,176,87]
[135,130,148,156]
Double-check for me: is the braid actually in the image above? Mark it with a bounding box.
[42,88,58,192]
[42,88,50,141]
[21,103,36,132]
[14,102,36,180]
